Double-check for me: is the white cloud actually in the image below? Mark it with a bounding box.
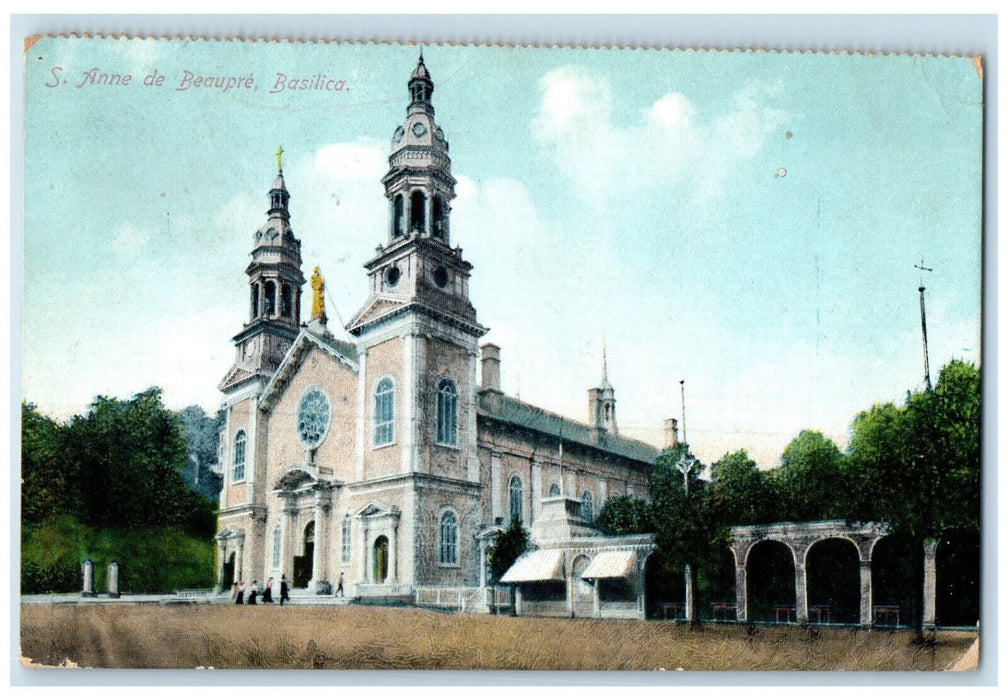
[532,66,788,205]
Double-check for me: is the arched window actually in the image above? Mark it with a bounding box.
[341,515,352,563]
[393,195,405,237]
[439,510,458,565]
[281,283,293,318]
[432,195,446,240]
[373,377,395,446]
[251,283,259,318]
[263,281,276,317]
[435,378,457,446]
[232,430,246,482]
[272,525,282,568]
[410,191,426,233]
[580,490,594,522]
[549,482,561,497]
[509,475,524,524]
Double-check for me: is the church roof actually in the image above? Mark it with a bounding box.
[477,393,659,466]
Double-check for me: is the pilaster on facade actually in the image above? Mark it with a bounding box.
[355,349,368,481]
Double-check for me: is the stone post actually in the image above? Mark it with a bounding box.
[592,579,601,618]
[282,501,297,583]
[390,521,399,584]
[478,538,488,589]
[514,586,523,616]
[566,571,574,618]
[794,559,809,624]
[684,563,694,621]
[81,558,95,597]
[922,539,939,629]
[107,561,120,598]
[859,559,873,628]
[735,564,748,623]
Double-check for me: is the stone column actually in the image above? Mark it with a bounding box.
[514,586,523,616]
[479,538,488,588]
[215,537,227,592]
[390,520,399,584]
[530,460,541,525]
[566,571,574,617]
[922,539,939,629]
[354,350,367,481]
[735,564,748,623]
[107,561,120,598]
[859,559,873,628]
[593,579,601,618]
[235,534,246,584]
[362,520,371,583]
[309,489,330,593]
[282,502,297,582]
[81,558,95,597]
[794,557,808,624]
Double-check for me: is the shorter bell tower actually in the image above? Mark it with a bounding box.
[221,148,306,392]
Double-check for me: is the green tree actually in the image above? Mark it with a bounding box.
[595,495,653,535]
[176,405,225,501]
[488,517,530,582]
[773,430,845,521]
[21,402,77,525]
[709,449,774,526]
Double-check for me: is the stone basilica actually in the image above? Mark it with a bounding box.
[214,57,667,616]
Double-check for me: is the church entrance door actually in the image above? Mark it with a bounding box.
[293,521,315,588]
[373,535,389,584]
[223,552,235,587]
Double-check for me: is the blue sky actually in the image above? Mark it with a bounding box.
[22,39,982,466]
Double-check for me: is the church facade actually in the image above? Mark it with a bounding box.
[213,57,666,609]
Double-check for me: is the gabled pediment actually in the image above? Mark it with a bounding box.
[272,466,317,492]
[259,328,359,413]
[346,296,408,334]
[356,501,400,519]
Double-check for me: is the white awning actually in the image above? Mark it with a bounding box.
[499,550,565,583]
[580,550,636,580]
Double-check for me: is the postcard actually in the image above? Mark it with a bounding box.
[18,36,982,673]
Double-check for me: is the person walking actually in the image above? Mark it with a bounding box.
[230,581,239,603]
[262,577,274,603]
[336,572,344,597]
[235,580,245,605]
[248,580,258,605]
[280,574,290,606]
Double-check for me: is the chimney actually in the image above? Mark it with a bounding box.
[481,343,501,392]
[664,418,679,449]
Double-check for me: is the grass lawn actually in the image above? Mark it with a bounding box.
[20,603,976,671]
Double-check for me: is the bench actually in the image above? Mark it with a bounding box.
[809,605,831,624]
[712,603,736,621]
[775,605,796,623]
[874,605,900,627]
[661,602,685,620]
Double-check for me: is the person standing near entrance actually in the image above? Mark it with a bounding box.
[236,580,245,605]
[263,577,274,603]
[336,572,344,597]
[248,580,259,605]
[280,574,290,606]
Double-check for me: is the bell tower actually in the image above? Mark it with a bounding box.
[221,149,306,392]
[347,54,486,492]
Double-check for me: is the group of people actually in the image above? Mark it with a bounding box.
[230,572,346,605]
[231,574,290,606]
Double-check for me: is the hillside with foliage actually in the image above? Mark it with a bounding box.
[21,388,220,593]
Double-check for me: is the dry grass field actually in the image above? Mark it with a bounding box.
[20,604,976,671]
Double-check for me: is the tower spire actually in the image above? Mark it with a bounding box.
[601,339,611,389]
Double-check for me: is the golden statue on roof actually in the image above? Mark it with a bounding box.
[310,266,326,322]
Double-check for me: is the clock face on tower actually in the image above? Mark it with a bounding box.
[411,122,427,138]
[296,387,331,449]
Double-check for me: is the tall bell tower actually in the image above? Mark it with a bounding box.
[347,54,486,488]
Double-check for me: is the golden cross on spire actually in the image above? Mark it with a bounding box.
[276,145,284,171]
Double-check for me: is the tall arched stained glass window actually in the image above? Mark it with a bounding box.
[435,378,457,446]
[439,511,458,565]
[509,475,523,524]
[341,515,352,563]
[272,525,282,568]
[232,430,246,482]
[373,377,395,446]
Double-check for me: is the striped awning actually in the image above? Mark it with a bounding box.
[580,550,636,580]
[500,550,565,583]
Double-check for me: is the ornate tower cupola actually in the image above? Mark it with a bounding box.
[589,343,618,435]
[348,55,482,338]
[220,147,306,391]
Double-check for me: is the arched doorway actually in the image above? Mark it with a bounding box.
[373,535,389,584]
[223,552,235,587]
[746,540,796,623]
[571,555,593,617]
[700,547,737,620]
[936,529,980,627]
[293,521,315,588]
[872,534,917,627]
[806,538,860,624]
